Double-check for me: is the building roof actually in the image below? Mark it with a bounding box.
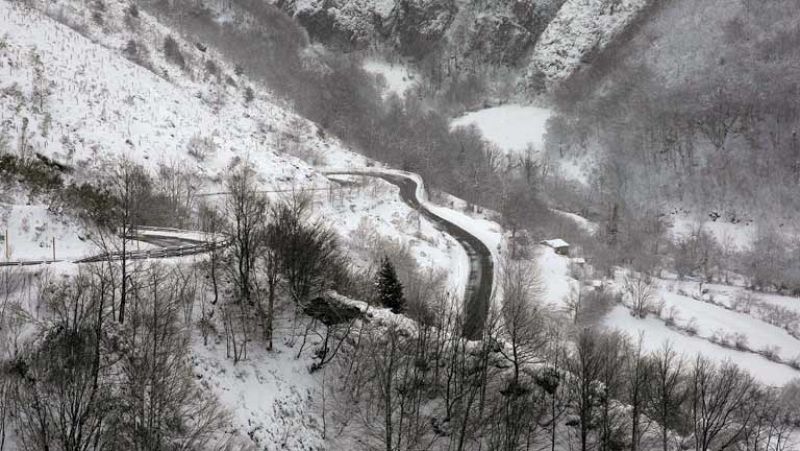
[541,238,569,249]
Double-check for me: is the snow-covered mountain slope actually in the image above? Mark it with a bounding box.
[0,0,328,186]
[526,0,650,89]
[0,1,501,446]
[277,0,653,97]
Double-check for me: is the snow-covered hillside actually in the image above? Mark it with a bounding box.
[527,0,650,89]
[0,1,492,447]
[0,191,94,261]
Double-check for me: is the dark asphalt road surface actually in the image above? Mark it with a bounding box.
[329,171,494,339]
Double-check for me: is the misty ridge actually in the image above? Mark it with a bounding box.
[0,0,799,450]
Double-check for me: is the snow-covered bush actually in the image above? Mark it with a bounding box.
[759,346,781,363]
[163,35,186,70]
[732,333,749,352]
[685,318,698,336]
[186,135,217,162]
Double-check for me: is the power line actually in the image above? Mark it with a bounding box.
[196,185,353,197]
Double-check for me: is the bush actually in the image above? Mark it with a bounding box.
[127,3,139,18]
[732,333,749,351]
[163,35,186,69]
[663,306,679,326]
[685,318,699,336]
[187,135,217,161]
[0,153,66,192]
[204,59,219,78]
[123,39,138,59]
[759,346,780,362]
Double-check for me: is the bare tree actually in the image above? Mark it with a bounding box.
[498,258,546,387]
[690,357,757,451]
[94,157,151,325]
[646,342,687,451]
[624,334,651,451]
[270,193,342,306]
[623,272,655,318]
[9,270,112,451]
[223,163,267,363]
[113,264,231,449]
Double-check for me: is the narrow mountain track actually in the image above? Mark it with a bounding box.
[0,229,224,267]
[326,170,494,339]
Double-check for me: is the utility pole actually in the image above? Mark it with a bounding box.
[52,236,56,261]
[4,229,8,261]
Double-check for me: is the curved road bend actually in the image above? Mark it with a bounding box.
[0,230,222,266]
[327,171,494,339]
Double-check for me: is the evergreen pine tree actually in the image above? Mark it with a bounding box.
[376,257,404,313]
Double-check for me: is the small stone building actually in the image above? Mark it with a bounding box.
[541,238,570,256]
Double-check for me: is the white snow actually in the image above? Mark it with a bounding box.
[654,288,800,364]
[0,200,95,261]
[605,305,800,387]
[321,167,506,307]
[0,0,336,192]
[554,210,598,234]
[362,59,417,99]
[670,213,756,250]
[320,175,470,304]
[450,105,551,154]
[529,0,649,88]
[191,336,325,450]
[542,238,569,249]
[537,246,578,311]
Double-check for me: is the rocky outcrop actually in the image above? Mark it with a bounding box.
[465,0,565,67]
[275,0,560,64]
[275,0,651,91]
[388,0,457,58]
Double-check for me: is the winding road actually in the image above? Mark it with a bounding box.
[0,227,224,267]
[325,170,494,339]
[3,170,495,337]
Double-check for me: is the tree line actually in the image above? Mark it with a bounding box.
[322,259,800,451]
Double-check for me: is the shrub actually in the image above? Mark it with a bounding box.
[0,153,65,192]
[759,346,780,362]
[127,3,139,18]
[123,39,138,59]
[187,135,216,161]
[730,290,756,314]
[732,333,749,351]
[663,309,677,327]
[163,35,186,69]
[204,59,219,78]
[685,318,699,336]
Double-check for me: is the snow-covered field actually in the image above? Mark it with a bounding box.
[450,105,551,154]
[531,230,800,386]
[605,305,800,386]
[603,273,800,386]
